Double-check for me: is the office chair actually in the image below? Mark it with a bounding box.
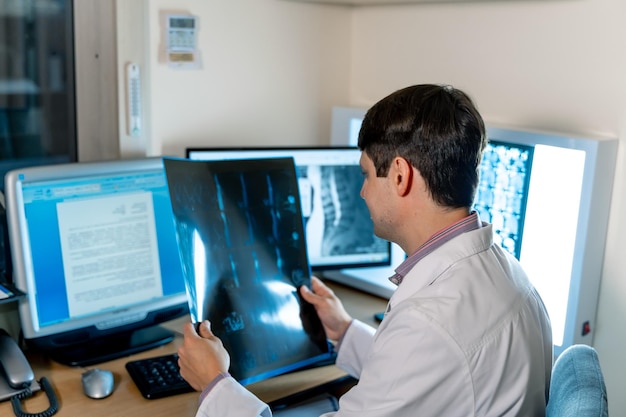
[546,344,608,417]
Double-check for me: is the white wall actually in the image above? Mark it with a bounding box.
[350,1,626,138]
[124,0,353,158]
[350,1,626,415]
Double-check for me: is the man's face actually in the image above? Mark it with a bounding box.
[359,152,394,241]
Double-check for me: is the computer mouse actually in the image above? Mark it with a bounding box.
[81,368,115,399]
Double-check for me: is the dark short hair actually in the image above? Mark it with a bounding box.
[357,84,487,208]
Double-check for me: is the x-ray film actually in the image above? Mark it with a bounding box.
[163,157,332,385]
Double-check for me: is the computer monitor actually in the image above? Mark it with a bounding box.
[4,157,189,366]
[163,157,333,385]
[330,106,618,356]
[487,126,617,357]
[185,147,391,272]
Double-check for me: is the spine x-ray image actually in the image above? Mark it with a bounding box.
[163,157,332,385]
[299,164,387,260]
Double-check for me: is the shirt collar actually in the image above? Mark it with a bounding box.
[389,211,483,285]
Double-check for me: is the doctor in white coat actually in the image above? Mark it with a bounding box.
[177,84,553,417]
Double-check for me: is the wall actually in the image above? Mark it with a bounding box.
[117,0,353,158]
[350,0,626,415]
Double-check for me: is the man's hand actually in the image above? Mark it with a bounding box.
[178,320,230,391]
[300,276,353,342]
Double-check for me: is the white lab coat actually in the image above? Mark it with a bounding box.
[195,224,553,417]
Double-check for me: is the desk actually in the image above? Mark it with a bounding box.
[0,281,388,417]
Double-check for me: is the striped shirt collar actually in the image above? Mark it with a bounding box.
[389,211,483,285]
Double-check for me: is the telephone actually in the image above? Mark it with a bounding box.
[0,330,58,417]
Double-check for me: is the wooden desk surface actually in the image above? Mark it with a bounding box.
[0,281,389,417]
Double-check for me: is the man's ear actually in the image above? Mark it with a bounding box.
[391,157,413,197]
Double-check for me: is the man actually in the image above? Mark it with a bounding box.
[178,84,553,416]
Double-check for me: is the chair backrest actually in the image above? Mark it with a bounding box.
[546,344,608,417]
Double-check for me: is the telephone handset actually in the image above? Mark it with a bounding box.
[0,330,35,390]
[0,330,58,417]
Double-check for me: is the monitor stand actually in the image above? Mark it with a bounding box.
[46,326,175,367]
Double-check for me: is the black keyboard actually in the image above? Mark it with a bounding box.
[126,353,195,399]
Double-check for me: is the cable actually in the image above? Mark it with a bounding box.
[10,377,59,417]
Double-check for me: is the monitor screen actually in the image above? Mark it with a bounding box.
[185,147,391,271]
[4,157,189,366]
[163,157,332,385]
[474,140,534,259]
